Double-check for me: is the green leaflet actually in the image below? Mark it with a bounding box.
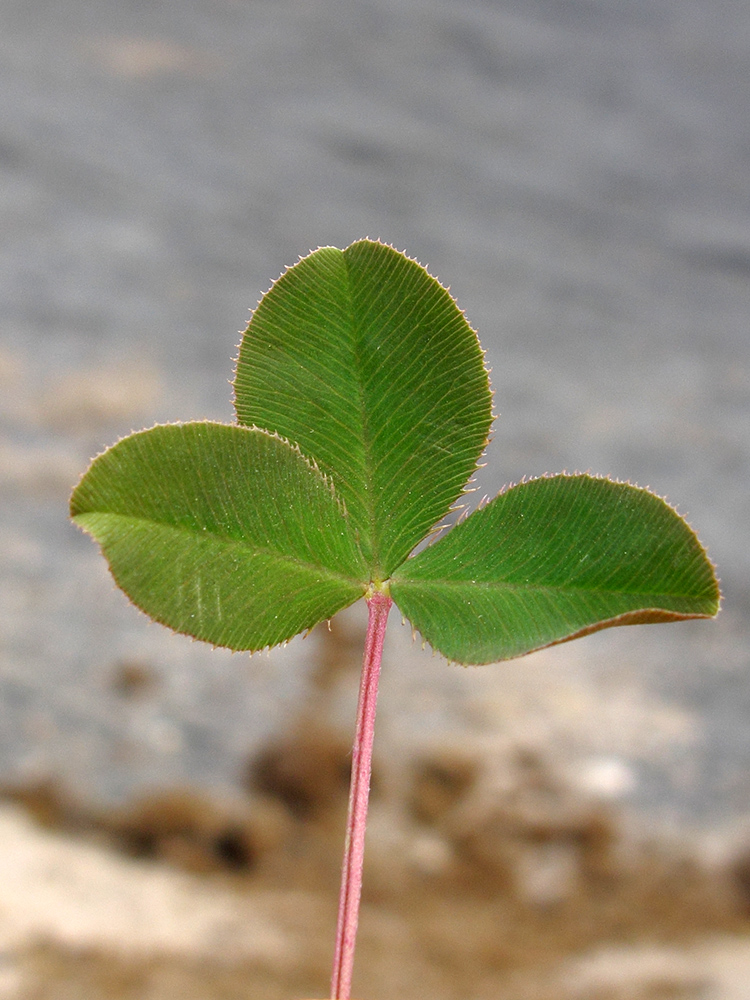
[390,475,720,664]
[233,240,493,578]
[71,422,367,651]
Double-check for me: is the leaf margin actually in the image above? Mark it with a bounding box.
[390,472,721,665]
[232,237,494,579]
[70,420,369,653]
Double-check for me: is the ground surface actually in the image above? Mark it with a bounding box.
[3,727,750,1000]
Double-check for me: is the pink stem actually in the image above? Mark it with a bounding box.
[330,590,392,1000]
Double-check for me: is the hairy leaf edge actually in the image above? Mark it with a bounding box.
[230,238,497,571]
[70,420,370,652]
[397,470,722,591]
[230,238,497,420]
[70,420,369,585]
[390,471,721,665]
[71,419,359,527]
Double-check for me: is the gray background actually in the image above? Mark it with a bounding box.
[0,0,748,828]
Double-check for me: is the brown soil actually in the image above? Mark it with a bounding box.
[4,618,750,999]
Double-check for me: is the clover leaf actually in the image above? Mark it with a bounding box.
[71,240,718,660]
[70,239,719,999]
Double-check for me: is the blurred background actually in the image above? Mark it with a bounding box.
[0,1,749,997]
